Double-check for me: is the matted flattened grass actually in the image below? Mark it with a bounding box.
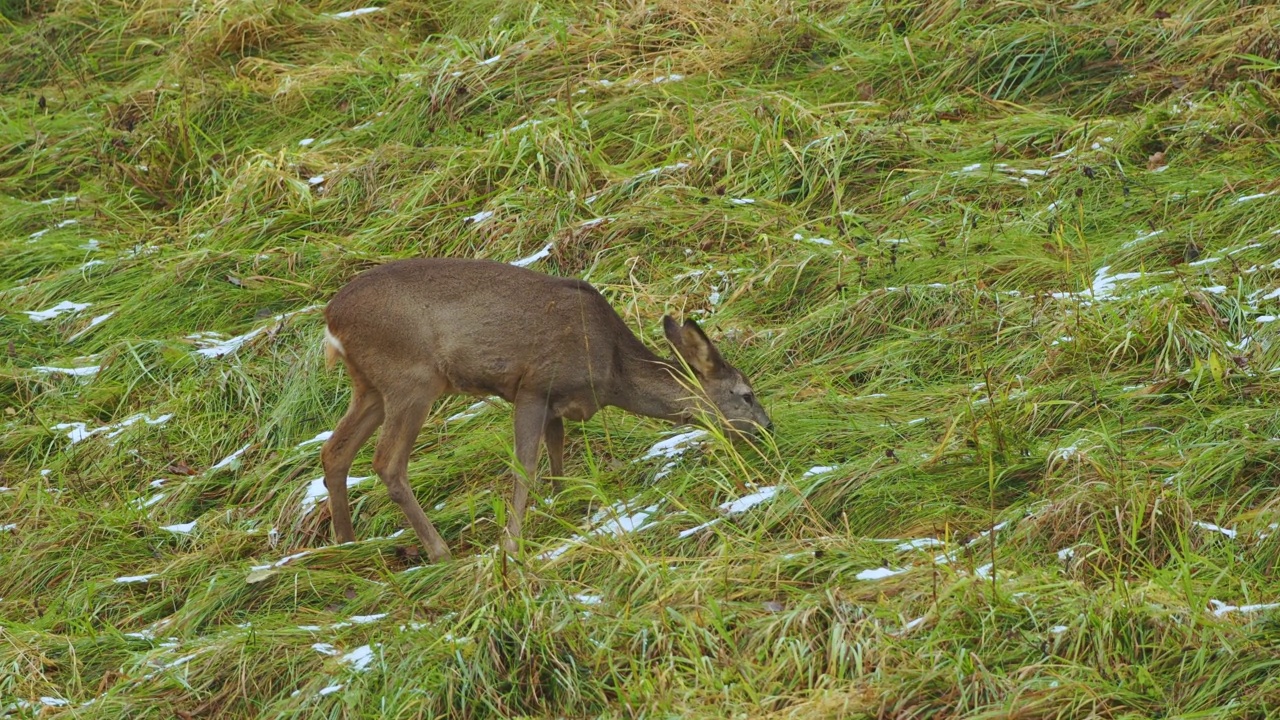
[5,0,1280,717]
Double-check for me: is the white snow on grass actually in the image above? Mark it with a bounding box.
[54,413,172,445]
[446,399,490,423]
[895,538,944,552]
[340,645,377,672]
[189,305,321,359]
[792,232,833,246]
[32,364,100,378]
[1233,191,1276,204]
[574,593,603,605]
[1122,228,1164,249]
[803,465,837,477]
[40,698,69,707]
[301,475,373,515]
[1049,444,1079,462]
[298,138,315,146]
[160,521,196,534]
[855,567,908,581]
[720,486,778,514]
[249,550,311,572]
[542,500,662,560]
[296,431,332,448]
[975,563,995,579]
[39,195,78,204]
[1194,521,1237,539]
[1049,625,1069,634]
[115,574,158,584]
[312,643,340,656]
[463,210,494,224]
[1,524,17,531]
[25,301,91,322]
[308,175,325,185]
[1258,315,1278,323]
[478,54,501,66]
[1210,599,1280,617]
[637,429,708,480]
[510,242,553,267]
[67,311,115,342]
[209,443,250,472]
[132,493,166,510]
[349,613,387,625]
[317,684,344,696]
[328,6,381,18]
[729,198,755,205]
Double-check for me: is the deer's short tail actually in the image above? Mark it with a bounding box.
[323,327,345,370]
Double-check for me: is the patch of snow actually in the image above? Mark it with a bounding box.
[209,443,250,472]
[574,593,603,605]
[160,521,196,534]
[55,413,171,444]
[651,74,684,84]
[312,643,340,656]
[349,613,387,625]
[298,138,315,146]
[1234,191,1276,204]
[115,574,157,584]
[1258,316,1277,323]
[308,176,325,185]
[542,500,662,560]
[478,55,501,66]
[0,524,16,531]
[1194,521,1237,539]
[720,486,778,514]
[39,195,78,204]
[32,365,99,378]
[730,198,755,205]
[1202,285,1227,294]
[895,538,944,552]
[340,645,376,672]
[803,465,836,477]
[249,550,311,571]
[1057,546,1076,561]
[25,301,91,322]
[297,431,332,448]
[975,563,994,579]
[1210,599,1280,617]
[1122,229,1164,249]
[1049,444,1079,462]
[67,311,115,341]
[855,567,908,581]
[318,684,344,696]
[510,242,553,267]
[301,475,373,515]
[328,6,381,18]
[40,698,69,707]
[132,493,166,510]
[1049,625,1068,634]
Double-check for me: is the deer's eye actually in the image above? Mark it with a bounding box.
[742,392,754,404]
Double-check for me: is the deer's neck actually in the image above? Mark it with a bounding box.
[611,349,695,423]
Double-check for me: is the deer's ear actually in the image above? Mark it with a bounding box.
[665,316,725,376]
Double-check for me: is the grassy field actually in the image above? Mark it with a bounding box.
[4,0,1280,716]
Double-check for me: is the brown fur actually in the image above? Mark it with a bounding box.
[319,257,771,562]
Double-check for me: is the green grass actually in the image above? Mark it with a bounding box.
[4,0,1280,716]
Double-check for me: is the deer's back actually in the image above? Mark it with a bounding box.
[325,258,641,404]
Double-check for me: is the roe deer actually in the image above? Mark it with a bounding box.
[320,257,771,562]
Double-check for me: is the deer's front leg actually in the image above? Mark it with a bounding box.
[504,399,547,554]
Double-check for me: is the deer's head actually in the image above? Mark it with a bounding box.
[664,316,772,438]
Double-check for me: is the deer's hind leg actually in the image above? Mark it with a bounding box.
[321,370,385,544]
[372,376,452,563]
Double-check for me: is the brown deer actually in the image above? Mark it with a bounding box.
[320,257,771,562]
